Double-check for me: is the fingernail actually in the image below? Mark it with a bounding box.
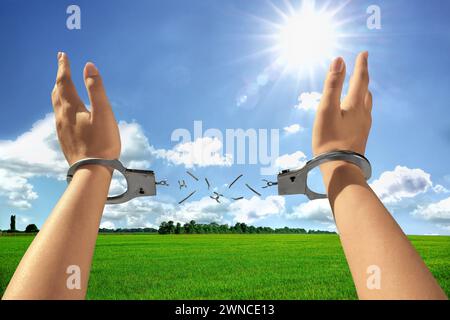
[85,62,99,77]
[361,51,369,63]
[57,52,64,60]
[331,57,344,73]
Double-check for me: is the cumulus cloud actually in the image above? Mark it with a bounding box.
[99,195,286,228]
[0,169,38,209]
[0,114,157,209]
[156,196,229,225]
[118,121,157,169]
[157,137,233,168]
[0,113,66,180]
[101,196,225,229]
[295,92,322,111]
[102,197,171,228]
[0,113,240,211]
[229,196,285,224]
[413,197,450,228]
[370,166,433,204]
[100,220,116,229]
[283,124,304,135]
[286,199,333,223]
[0,114,64,209]
[274,151,307,171]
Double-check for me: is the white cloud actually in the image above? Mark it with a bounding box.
[100,220,116,229]
[274,151,307,171]
[0,114,66,180]
[101,195,232,229]
[433,184,450,194]
[229,196,285,224]
[283,124,303,135]
[0,114,64,209]
[370,166,432,204]
[295,92,322,111]
[0,114,158,209]
[102,197,169,228]
[157,137,233,168]
[413,197,450,230]
[0,113,239,211]
[100,195,286,228]
[118,121,156,169]
[286,199,333,223]
[0,169,38,209]
[157,196,229,225]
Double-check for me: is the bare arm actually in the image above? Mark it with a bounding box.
[2,53,120,299]
[313,52,447,300]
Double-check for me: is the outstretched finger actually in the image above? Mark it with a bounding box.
[52,52,85,114]
[319,57,346,113]
[83,62,113,120]
[344,51,370,109]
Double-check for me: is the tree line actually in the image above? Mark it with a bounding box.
[158,220,336,235]
[99,227,158,233]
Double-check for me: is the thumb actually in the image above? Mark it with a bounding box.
[83,62,111,116]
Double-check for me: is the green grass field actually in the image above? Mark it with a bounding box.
[1,234,449,299]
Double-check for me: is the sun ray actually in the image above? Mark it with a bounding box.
[232,0,377,110]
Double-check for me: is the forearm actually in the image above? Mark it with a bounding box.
[3,165,111,300]
[323,162,447,300]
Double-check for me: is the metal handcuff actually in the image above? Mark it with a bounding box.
[66,158,167,205]
[66,151,371,204]
[276,150,372,200]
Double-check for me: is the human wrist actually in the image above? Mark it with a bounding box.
[71,164,113,181]
[320,161,366,191]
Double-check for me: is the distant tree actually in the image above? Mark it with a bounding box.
[158,222,169,234]
[167,221,175,234]
[220,224,229,234]
[10,215,16,231]
[175,222,182,234]
[25,224,39,233]
[190,220,197,234]
[158,220,335,235]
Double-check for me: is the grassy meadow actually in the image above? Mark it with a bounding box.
[0,234,449,299]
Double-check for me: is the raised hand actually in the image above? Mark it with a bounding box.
[313,52,372,158]
[51,52,121,165]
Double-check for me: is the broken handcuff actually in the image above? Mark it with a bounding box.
[274,150,372,200]
[66,150,371,205]
[66,158,167,205]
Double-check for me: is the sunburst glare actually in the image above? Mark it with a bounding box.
[275,3,338,72]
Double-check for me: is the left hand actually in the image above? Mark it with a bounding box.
[51,52,121,166]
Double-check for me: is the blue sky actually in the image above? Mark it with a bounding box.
[1,0,450,234]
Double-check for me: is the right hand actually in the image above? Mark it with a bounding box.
[312,52,372,179]
[51,52,121,166]
[313,52,372,156]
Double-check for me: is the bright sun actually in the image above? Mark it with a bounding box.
[235,1,355,107]
[274,2,339,74]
